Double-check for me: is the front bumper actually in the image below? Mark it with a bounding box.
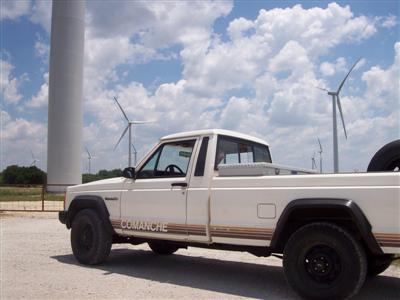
[58,211,68,224]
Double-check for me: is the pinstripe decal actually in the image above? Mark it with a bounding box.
[110,219,274,240]
[374,233,400,248]
[210,225,274,240]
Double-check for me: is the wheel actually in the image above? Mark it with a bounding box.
[283,222,367,300]
[367,139,400,172]
[368,255,394,277]
[71,209,112,265]
[148,241,179,255]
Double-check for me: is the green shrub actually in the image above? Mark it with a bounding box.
[2,165,46,185]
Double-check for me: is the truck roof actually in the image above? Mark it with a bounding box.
[161,129,269,146]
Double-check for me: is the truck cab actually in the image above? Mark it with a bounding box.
[115,129,272,244]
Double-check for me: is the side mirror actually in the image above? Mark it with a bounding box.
[122,167,135,179]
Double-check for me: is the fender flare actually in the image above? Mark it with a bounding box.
[270,198,382,255]
[66,195,115,234]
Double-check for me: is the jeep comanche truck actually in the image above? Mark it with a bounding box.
[59,129,400,300]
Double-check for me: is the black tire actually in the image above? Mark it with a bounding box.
[148,241,179,255]
[367,139,400,172]
[368,255,394,277]
[283,222,367,300]
[71,209,112,265]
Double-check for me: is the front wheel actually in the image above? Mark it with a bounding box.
[71,209,112,265]
[283,222,367,300]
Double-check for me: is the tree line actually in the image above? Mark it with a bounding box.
[0,165,122,185]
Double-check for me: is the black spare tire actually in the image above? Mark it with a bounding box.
[367,139,400,172]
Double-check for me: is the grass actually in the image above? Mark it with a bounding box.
[0,186,63,202]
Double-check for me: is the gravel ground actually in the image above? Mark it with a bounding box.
[0,213,399,300]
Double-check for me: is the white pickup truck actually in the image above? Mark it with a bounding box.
[59,129,400,300]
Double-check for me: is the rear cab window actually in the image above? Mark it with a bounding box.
[215,135,271,170]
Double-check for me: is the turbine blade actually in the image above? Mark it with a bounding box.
[30,150,34,159]
[316,86,329,92]
[85,146,91,157]
[337,57,361,94]
[114,124,130,150]
[113,97,130,122]
[131,144,137,152]
[131,120,155,124]
[336,95,348,139]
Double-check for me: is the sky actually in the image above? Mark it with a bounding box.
[0,0,399,174]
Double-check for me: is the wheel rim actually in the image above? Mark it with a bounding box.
[304,245,341,284]
[79,224,94,251]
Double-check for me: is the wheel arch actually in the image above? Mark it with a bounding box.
[270,198,382,255]
[66,195,115,235]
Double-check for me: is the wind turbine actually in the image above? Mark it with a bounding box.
[85,146,94,174]
[311,152,317,170]
[131,144,138,166]
[317,58,361,173]
[113,97,154,167]
[30,150,39,167]
[317,138,323,173]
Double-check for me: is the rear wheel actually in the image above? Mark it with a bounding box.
[71,209,112,265]
[148,241,179,255]
[283,222,367,300]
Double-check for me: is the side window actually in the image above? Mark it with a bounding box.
[216,139,239,166]
[239,143,254,163]
[254,145,272,163]
[137,140,196,178]
[215,136,272,169]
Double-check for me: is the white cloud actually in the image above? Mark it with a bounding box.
[0,0,30,20]
[227,17,254,40]
[1,59,28,104]
[87,1,233,47]
[34,36,50,62]
[30,0,52,32]
[378,14,397,29]
[361,42,400,114]
[320,57,347,77]
[27,72,48,108]
[1,116,47,169]
[253,3,376,56]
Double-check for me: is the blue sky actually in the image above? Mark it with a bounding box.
[1,0,399,173]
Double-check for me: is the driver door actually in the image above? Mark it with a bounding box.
[120,139,198,241]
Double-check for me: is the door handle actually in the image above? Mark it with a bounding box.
[171,182,187,187]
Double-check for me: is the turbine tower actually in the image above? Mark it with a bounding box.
[30,150,40,167]
[311,152,317,170]
[85,146,94,174]
[131,144,138,166]
[317,138,323,173]
[113,97,154,167]
[318,58,361,173]
[47,0,85,192]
